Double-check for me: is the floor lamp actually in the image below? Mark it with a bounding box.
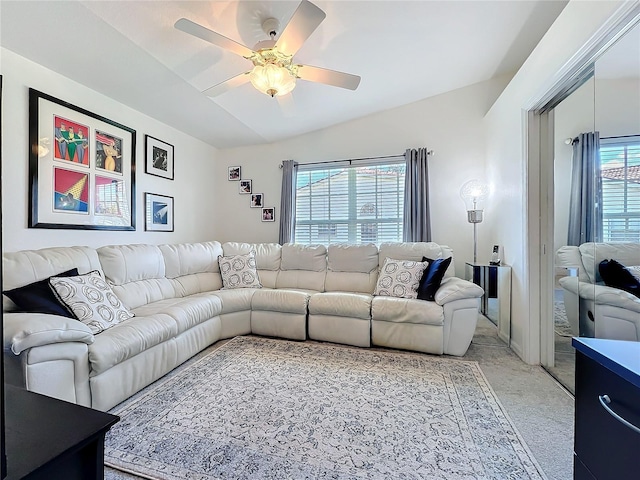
[460,180,489,264]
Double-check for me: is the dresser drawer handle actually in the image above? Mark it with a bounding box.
[599,395,640,435]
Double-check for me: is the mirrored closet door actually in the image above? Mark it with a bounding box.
[543,21,640,394]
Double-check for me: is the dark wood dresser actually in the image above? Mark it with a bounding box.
[4,385,119,479]
[572,337,640,480]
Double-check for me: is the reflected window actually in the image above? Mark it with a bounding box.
[600,136,640,242]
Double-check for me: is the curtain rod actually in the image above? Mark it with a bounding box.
[279,150,434,168]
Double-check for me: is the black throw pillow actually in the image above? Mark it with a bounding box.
[598,259,640,298]
[417,256,452,301]
[3,268,79,317]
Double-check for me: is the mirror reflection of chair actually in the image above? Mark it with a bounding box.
[556,242,640,341]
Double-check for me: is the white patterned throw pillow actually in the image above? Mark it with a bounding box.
[49,270,134,334]
[374,257,428,299]
[218,252,262,289]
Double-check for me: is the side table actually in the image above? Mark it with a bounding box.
[465,262,512,344]
[4,385,119,480]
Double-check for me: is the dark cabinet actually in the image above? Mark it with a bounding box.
[573,338,640,480]
[4,385,119,480]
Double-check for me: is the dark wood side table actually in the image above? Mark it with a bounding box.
[4,385,119,480]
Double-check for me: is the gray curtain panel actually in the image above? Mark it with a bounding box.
[279,159,298,245]
[567,132,602,246]
[403,148,431,242]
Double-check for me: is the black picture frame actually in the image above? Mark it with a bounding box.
[28,88,136,231]
[145,135,174,180]
[145,192,174,232]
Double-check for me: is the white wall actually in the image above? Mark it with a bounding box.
[483,0,628,362]
[215,76,511,277]
[595,78,640,137]
[1,48,219,252]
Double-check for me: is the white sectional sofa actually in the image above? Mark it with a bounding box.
[556,242,640,340]
[3,241,483,412]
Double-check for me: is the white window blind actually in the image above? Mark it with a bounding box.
[294,160,406,245]
[600,136,640,242]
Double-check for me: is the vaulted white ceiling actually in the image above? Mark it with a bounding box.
[0,1,569,148]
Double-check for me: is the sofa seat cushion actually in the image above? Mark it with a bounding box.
[371,296,444,326]
[309,292,372,320]
[211,288,256,314]
[133,295,223,334]
[89,314,178,375]
[91,294,223,375]
[251,289,309,314]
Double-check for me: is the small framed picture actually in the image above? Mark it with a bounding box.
[239,179,252,194]
[250,193,263,208]
[145,135,174,180]
[228,166,241,181]
[145,193,174,232]
[261,207,275,222]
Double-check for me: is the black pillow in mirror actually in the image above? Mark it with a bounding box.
[599,259,640,298]
[3,268,79,317]
[417,256,452,301]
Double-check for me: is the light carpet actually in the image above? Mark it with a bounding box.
[105,336,547,479]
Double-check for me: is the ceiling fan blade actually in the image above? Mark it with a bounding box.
[202,72,251,97]
[297,65,361,90]
[175,18,255,58]
[275,0,326,56]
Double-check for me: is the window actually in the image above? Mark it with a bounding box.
[600,137,640,242]
[294,161,405,245]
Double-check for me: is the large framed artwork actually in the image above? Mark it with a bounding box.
[29,88,136,230]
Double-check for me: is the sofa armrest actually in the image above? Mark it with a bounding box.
[434,277,484,306]
[4,312,94,355]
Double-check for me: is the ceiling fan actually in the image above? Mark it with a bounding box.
[174,0,361,98]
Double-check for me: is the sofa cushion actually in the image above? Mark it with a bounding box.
[160,241,223,276]
[371,296,444,326]
[309,292,372,320]
[218,252,262,289]
[98,244,175,309]
[378,242,454,278]
[88,315,178,375]
[222,242,281,288]
[251,289,309,314]
[222,242,282,270]
[373,258,427,299]
[325,244,378,293]
[97,244,165,285]
[599,259,640,298]
[3,246,102,312]
[3,268,79,318]
[133,294,223,334]
[159,242,223,297]
[211,288,256,314]
[50,271,134,334]
[417,257,452,301]
[579,242,640,284]
[276,244,327,292]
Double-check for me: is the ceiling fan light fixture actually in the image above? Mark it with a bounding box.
[250,63,296,97]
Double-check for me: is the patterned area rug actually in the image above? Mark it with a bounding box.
[105,337,547,479]
[554,301,574,337]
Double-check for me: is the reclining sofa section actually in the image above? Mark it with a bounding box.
[3,241,484,411]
